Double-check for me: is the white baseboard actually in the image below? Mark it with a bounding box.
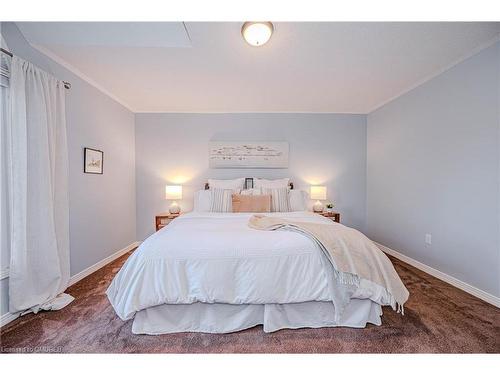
[0,241,140,328]
[376,242,500,308]
[0,311,20,328]
[68,241,141,286]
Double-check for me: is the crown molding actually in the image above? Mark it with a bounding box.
[29,43,135,112]
[133,110,365,114]
[15,30,500,115]
[368,33,500,114]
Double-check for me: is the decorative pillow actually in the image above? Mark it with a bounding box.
[262,187,291,212]
[254,178,290,189]
[289,190,308,211]
[208,178,245,192]
[210,188,233,212]
[232,194,271,213]
[240,188,262,196]
[193,190,212,212]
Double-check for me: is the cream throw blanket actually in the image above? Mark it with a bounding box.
[248,215,409,314]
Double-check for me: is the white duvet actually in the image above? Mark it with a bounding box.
[107,211,391,322]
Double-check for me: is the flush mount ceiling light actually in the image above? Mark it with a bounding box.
[241,22,274,46]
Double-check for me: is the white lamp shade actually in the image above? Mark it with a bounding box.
[165,185,182,200]
[310,185,327,200]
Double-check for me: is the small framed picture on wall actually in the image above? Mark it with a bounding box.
[84,147,103,174]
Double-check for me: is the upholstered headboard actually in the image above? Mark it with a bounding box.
[204,178,293,190]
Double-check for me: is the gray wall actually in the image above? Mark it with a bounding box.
[1,23,137,316]
[366,42,500,297]
[135,113,367,240]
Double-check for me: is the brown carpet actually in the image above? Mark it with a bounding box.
[1,249,499,353]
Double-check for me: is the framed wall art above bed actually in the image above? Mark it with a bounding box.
[209,141,289,169]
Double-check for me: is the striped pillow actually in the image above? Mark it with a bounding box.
[262,187,291,212]
[210,188,233,212]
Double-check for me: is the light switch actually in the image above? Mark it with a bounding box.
[425,234,432,245]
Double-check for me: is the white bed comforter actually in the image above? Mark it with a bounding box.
[107,212,390,321]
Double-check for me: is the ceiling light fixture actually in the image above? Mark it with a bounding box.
[241,22,274,47]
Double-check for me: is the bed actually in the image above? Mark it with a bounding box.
[107,205,407,334]
[108,178,408,334]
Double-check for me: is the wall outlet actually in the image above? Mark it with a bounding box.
[425,234,432,245]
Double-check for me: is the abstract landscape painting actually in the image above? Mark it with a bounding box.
[209,141,289,168]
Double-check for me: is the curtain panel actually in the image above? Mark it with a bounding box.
[5,56,73,314]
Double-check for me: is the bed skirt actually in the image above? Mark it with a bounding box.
[131,299,383,335]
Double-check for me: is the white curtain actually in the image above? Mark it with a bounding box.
[1,54,11,280]
[6,56,73,314]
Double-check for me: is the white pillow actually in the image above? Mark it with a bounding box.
[193,190,211,212]
[208,178,245,192]
[210,188,233,212]
[262,187,291,212]
[289,190,308,211]
[240,188,262,196]
[254,178,290,189]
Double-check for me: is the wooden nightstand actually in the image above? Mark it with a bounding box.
[155,212,181,231]
[318,211,340,223]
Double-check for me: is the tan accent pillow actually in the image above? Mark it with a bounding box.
[232,194,271,213]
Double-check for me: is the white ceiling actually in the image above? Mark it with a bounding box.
[16,22,500,113]
[17,22,191,48]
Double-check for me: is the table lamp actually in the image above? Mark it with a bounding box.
[165,185,182,214]
[310,185,327,212]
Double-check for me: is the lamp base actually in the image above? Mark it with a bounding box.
[169,202,181,214]
[313,200,324,213]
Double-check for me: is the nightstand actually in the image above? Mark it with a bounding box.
[155,212,181,231]
[318,211,340,223]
